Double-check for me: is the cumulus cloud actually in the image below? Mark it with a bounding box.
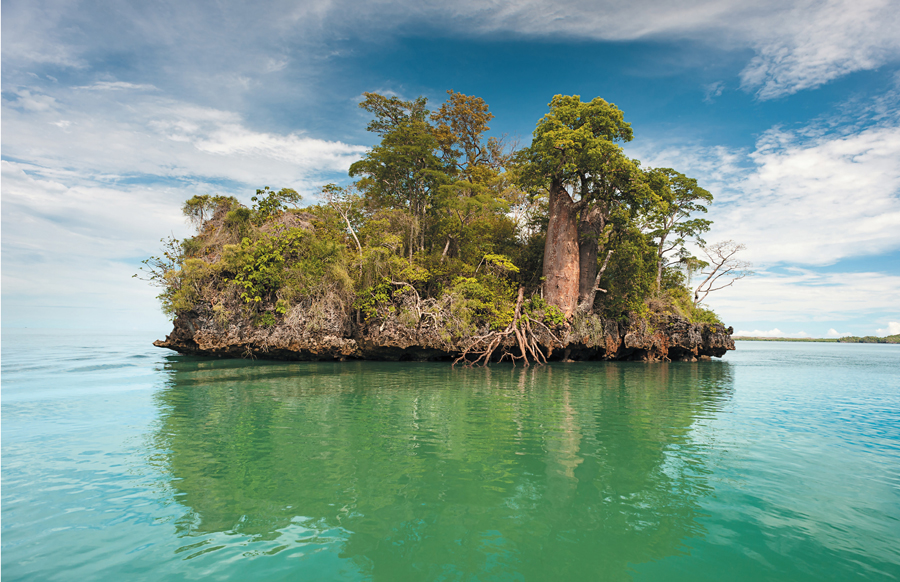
[875,321,900,336]
[692,267,900,326]
[729,124,900,264]
[826,328,851,337]
[6,89,59,112]
[632,110,900,267]
[1,85,367,331]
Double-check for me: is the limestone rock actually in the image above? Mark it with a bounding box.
[155,305,735,362]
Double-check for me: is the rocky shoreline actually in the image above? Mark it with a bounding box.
[154,304,735,363]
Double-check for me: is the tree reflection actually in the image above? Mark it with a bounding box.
[151,358,733,581]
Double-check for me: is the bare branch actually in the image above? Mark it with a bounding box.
[693,240,753,306]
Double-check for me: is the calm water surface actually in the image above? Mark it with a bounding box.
[2,330,899,581]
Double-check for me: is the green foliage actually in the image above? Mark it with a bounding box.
[417,254,472,298]
[225,207,252,238]
[251,187,302,224]
[510,233,545,288]
[135,236,184,309]
[518,94,640,200]
[644,168,712,246]
[399,262,431,286]
[350,94,449,259]
[450,275,517,330]
[167,258,217,314]
[691,306,723,325]
[655,268,723,324]
[354,279,394,320]
[181,237,203,258]
[183,195,240,230]
[257,312,277,328]
[642,167,713,290]
[480,253,519,275]
[599,227,657,318]
[221,226,344,311]
[524,296,566,327]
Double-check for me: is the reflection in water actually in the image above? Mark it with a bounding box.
[151,359,734,580]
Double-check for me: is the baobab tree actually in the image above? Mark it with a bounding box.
[518,95,657,317]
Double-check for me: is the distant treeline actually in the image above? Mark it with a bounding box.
[732,337,838,342]
[838,334,900,344]
[734,335,899,343]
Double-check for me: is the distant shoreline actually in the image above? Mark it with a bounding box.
[733,337,838,342]
[734,335,899,344]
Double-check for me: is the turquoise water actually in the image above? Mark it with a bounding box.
[2,330,899,581]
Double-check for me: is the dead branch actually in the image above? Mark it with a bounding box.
[577,249,614,312]
[693,240,753,306]
[390,280,422,319]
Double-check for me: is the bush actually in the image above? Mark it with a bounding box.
[599,228,656,318]
[691,306,722,325]
[166,258,216,314]
[524,296,566,327]
[450,275,516,330]
[220,226,348,313]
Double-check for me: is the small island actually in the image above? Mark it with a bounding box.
[147,93,737,363]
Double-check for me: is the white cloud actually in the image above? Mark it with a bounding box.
[1,86,367,331]
[695,268,900,325]
[264,58,289,74]
[703,81,725,103]
[826,328,851,337]
[738,0,900,99]
[875,321,900,336]
[320,0,899,99]
[0,0,87,68]
[4,0,898,102]
[6,89,58,112]
[2,86,367,193]
[1,160,188,331]
[632,115,900,267]
[734,328,810,338]
[76,81,158,91]
[429,0,900,99]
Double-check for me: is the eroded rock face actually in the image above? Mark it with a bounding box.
[154,305,735,362]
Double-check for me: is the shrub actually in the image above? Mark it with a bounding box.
[450,275,516,330]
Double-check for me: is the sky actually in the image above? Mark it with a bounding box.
[2,0,899,338]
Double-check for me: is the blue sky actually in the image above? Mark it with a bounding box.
[2,0,899,337]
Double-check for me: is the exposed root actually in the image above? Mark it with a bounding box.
[454,287,548,367]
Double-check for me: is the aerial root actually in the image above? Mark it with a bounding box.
[453,287,549,367]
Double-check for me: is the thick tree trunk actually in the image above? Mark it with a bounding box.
[542,179,580,318]
[577,205,605,306]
